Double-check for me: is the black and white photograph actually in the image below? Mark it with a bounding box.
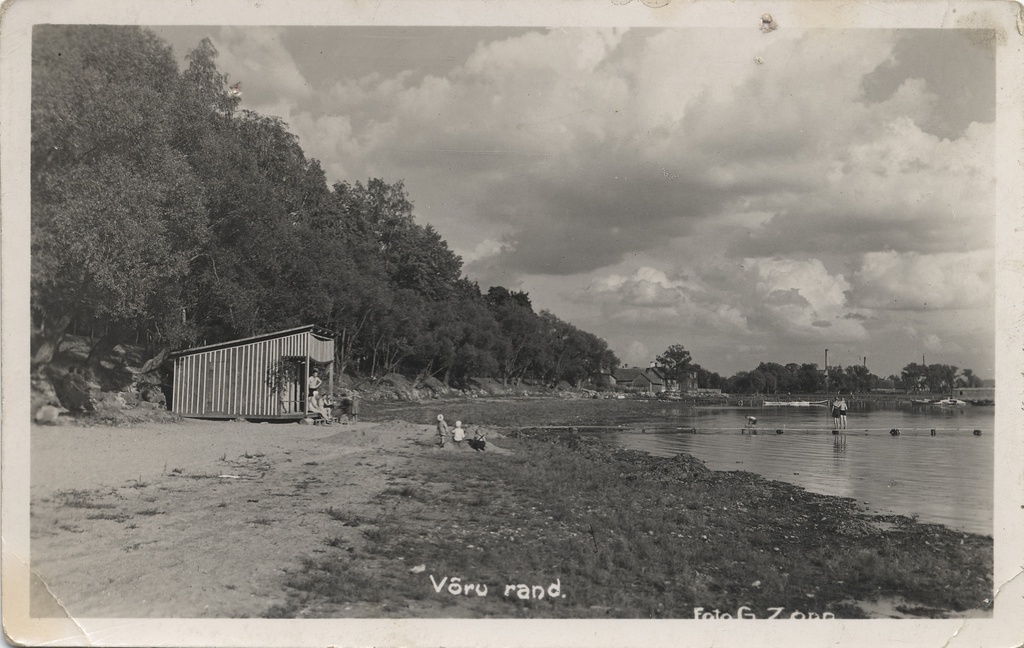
[3,1,1023,646]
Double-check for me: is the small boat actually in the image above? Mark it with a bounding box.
[912,397,967,407]
[762,400,829,407]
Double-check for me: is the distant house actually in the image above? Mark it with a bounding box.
[593,369,616,389]
[955,386,995,403]
[612,365,668,393]
[678,371,698,392]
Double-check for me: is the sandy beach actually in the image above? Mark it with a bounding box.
[30,418,467,618]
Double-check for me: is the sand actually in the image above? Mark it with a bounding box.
[29,417,484,619]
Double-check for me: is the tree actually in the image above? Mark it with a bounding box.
[486,290,544,386]
[956,368,983,388]
[691,363,723,390]
[32,26,210,369]
[656,344,693,382]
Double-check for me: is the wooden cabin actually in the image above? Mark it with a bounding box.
[170,325,337,420]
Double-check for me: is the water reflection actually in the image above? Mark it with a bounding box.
[581,407,993,536]
[370,398,993,535]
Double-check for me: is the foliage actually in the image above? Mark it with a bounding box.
[30,26,617,390]
[655,344,692,382]
[896,363,964,393]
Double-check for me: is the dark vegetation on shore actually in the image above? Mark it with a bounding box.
[266,428,992,619]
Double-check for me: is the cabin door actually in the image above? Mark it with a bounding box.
[203,359,224,414]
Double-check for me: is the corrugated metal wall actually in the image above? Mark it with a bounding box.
[172,330,332,417]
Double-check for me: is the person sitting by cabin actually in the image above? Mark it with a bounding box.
[308,389,333,424]
[350,394,360,423]
[468,428,486,452]
[321,393,335,421]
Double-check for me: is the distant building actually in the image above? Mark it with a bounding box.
[612,365,667,393]
[593,369,616,388]
[954,386,995,403]
[678,371,698,392]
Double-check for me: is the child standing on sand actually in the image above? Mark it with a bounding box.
[436,414,449,447]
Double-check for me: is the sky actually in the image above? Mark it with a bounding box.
[151,25,996,379]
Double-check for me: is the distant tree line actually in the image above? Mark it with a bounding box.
[656,345,984,394]
[30,26,617,387]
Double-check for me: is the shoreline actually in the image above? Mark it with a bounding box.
[29,417,992,619]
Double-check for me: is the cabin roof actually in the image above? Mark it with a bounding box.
[170,324,338,358]
[612,367,665,385]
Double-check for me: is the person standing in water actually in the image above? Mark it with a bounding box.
[831,398,841,430]
[837,396,848,430]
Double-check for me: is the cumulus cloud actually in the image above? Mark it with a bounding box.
[742,258,865,341]
[849,250,993,310]
[623,340,651,366]
[213,27,313,107]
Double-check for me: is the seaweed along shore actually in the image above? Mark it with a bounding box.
[269,426,992,619]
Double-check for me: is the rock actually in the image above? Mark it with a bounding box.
[34,405,64,424]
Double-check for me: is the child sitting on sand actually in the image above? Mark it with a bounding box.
[452,420,465,445]
[436,414,449,447]
[468,428,486,452]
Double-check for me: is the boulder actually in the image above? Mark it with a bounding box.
[34,405,65,425]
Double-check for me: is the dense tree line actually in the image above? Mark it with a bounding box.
[30,26,617,388]
[656,345,983,395]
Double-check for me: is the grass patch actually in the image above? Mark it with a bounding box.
[53,489,116,510]
[267,430,993,619]
[86,512,131,522]
[324,507,363,526]
[136,508,163,516]
[377,485,431,504]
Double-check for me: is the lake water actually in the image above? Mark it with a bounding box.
[369,399,994,536]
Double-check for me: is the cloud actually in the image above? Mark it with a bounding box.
[206,27,993,287]
[577,257,865,345]
[849,250,993,310]
[213,27,313,107]
[742,257,865,341]
[623,340,651,366]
